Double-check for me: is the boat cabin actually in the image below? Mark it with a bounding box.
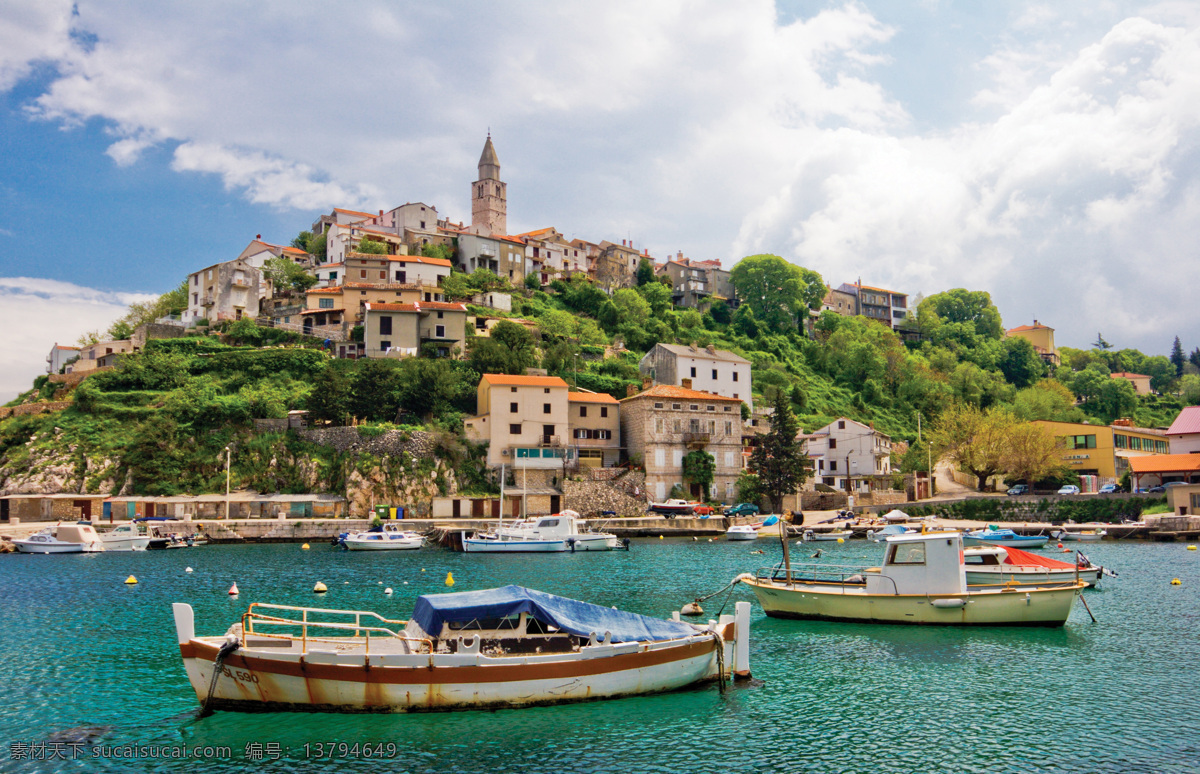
[865,531,966,596]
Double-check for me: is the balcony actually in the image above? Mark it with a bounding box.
[538,435,562,448]
[231,278,252,288]
[683,432,710,447]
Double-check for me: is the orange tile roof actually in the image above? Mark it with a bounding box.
[620,384,743,403]
[316,262,344,270]
[282,246,307,255]
[306,287,344,295]
[1007,323,1052,332]
[299,308,345,316]
[1111,372,1150,379]
[858,284,904,295]
[1127,454,1200,474]
[568,391,620,404]
[365,301,466,313]
[481,374,569,388]
[334,208,375,218]
[54,345,81,350]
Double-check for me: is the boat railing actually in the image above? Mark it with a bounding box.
[242,603,433,655]
[756,564,900,595]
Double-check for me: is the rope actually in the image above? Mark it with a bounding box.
[198,637,240,718]
[709,631,726,694]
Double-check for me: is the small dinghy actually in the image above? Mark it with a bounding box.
[173,586,751,713]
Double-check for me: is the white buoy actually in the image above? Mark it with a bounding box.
[228,583,239,596]
[314,581,328,593]
[384,588,393,595]
[185,567,193,573]
[403,581,408,585]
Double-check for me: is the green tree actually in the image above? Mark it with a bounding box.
[1180,374,1200,404]
[524,273,541,291]
[998,336,1047,389]
[735,471,764,505]
[729,254,825,333]
[1093,332,1113,351]
[1170,336,1186,376]
[349,359,402,421]
[748,392,811,512]
[468,320,537,375]
[1011,380,1085,422]
[917,289,1004,341]
[682,450,716,501]
[421,243,455,262]
[709,299,732,325]
[262,256,317,294]
[612,288,651,326]
[355,238,387,255]
[931,403,1015,491]
[636,258,656,286]
[104,280,191,338]
[638,282,672,317]
[293,230,327,260]
[1190,348,1200,373]
[305,364,352,425]
[1001,423,1066,486]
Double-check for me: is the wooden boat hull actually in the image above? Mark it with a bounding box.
[744,579,1083,627]
[172,602,751,713]
[966,566,1103,587]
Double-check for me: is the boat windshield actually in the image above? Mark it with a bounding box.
[888,542,926,565]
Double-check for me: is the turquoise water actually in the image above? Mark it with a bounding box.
[0,536,1197,773]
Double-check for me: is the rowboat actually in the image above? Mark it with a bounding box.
[963,527,1049,548]
[463,511,620,553]
[964,546,1106,587]
[738,530,1084,626]
[172,586,751,713]
[13,523,105,554]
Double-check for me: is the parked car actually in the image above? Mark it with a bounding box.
[724,503,760,517]
[1099,483,1120,494]
[1006,484,1029,496]
[1147,482,1186,494]
[1057,485,1081,495]
[692,505,715,516]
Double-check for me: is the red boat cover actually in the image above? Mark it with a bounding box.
[1002,546,1076,569]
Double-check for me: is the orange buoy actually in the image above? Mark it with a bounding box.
[228,583,239,595]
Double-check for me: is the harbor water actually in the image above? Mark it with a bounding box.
[0,536,1196,773]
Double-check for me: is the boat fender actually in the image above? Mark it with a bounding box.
[384,587,393,595]
[568,538,576,553]
[185,567,193,574]
[680,601,704,616]
[1188,545,1197,551]
[733,573,754,584]
[622,538,631,550]
[931,598,966,609]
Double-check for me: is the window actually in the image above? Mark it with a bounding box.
[654,402,664,409]
[379,316,392,335]
[543,403,551,414]
[838,420,845,430]
[396,271,406,283]
[712,369,718,379]
[544,388,550,394]
[888,542,926,565]
[655,448,665,467]
[360,270,367,279]
[725,421,732,435]
[600,407,608,418]
[435,325,445,338]
[379,271,386,280]
[708,420,716,433]
[656,418,664,432]
[511,387,518,393]
[672,403,681,410]
[319,299,334,309]
[579,406,588,418]
[690,404,699,411]
[673,420,681,433]
[733,372,739,382]
[690,419,700,433]
[509,424,521,434]
[829,438,837,449]
[1065,434,1097,450]
[510,402,518,413]
[330,271,338,281]
[724,406,731,412]
[830,461,838,471]
[690,367,696,377]
[707,405,715,412]
[380,340,390,350]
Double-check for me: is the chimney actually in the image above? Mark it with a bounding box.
[256,234,261,240]
[379,209,384,218]
[706,344,716,354]
[626,384,639,397]
[644,248,648,256]
[641,377,653,391]
[681,378,692,390]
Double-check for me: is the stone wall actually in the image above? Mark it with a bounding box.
[298,426,438,458]
[132,323,186,350]
[48,368,113,386]
[0,401,71,420]
[562,470,648,517]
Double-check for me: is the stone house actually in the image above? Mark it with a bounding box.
[639,342,753,409]
[804,418,892,493]
[595,240,641,291]
[567,392,621,468]
[620,384,744,504]
[1110,372,1152,395]
[68,339,134,373]
[185,257,263,326]
[834,282,909,330]
[661,254,732,308]
[457,233,526,286]
[361,301,468,359]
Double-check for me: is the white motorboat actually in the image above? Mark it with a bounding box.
[98,522,152,552]
[964,546,1107,587]
[172,587,751,713]
[802,529,854,542]
[962,527,1049,548]
[726,525,761,541]
[13,523,105,554]
[647,499,694,517]
[1053,528,1107,542]
[463,511,622,553]
[738,530,1084,627]
[343,523,425,551]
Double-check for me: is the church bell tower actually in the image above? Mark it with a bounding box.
[471,134,507,235]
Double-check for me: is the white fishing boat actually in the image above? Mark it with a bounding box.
[964,546,1107,587]
[1053,528,1107,542]
[13,523,105,554]
[172,586,751,713]
[98,522,152,552]
[737,530,1084,627]
[463,511,621,553]
[342,523,424,551]
[802,529,854,542]
[963,527,1049,548]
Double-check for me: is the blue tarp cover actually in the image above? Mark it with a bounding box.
[411,585,698,643]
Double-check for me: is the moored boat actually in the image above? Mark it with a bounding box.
[13,523,105,554]
[725,515,779,541]
[963,527,1049,548]
[964,546,1106,587]
[341,523,425,551]
[647,499,694,517]
[867,524,910,542]
[1053,528,1107,542]
[172,586,751,713]
[463,511,621,553]
[802,529,854,542]
[738,530,1084,626]
[98,522,152,552]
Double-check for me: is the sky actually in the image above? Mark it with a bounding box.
[2,0,1200,401]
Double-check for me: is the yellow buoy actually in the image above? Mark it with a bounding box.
[837,538,844,544]
[314,581,327,593]
[659,535,664,540]
[124,575,138,585]
[1188,545,1197,551]
[445,572,455,587]
[301,543,310,550]
[1171,578,1182,585]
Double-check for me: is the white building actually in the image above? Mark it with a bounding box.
[803,417,892,493]
[639,343,753,410]
[1167,407,1200,455]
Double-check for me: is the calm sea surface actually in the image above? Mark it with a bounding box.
[0,535,1197,773]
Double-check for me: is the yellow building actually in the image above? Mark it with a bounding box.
[1006,320,1059,365]
[1032,419,1170,482]
[1110,372,1152,395]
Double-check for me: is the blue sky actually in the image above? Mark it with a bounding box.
[2,1,1199,400]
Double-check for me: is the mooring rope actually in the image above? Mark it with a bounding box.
[709,630,727,694]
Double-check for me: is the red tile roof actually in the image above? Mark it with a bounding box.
[481,374,569,388]
[1111,372,1150,379]
[568,391,619,404]
[620,385,743,403]
[334,208,375,219]
[1167,406,1200,436]
[1008,323,1052,332]
[282,246,307,255]
[365,301,466,313]
[306,287,344,295]
[1127,454,1200,474]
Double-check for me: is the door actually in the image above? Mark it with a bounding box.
[491,499,500,519]
[452,499,461,518]
[75,500,92,519]
[550,495,560,514]
[512,498,521,518]
[102,502,111,521]
[472,499,484,518]
[0,499,8,523]
[543,424,555,445]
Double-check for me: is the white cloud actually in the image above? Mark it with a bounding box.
[0,0,73,91]
[0,1,1198,354]
[0,278,155,402]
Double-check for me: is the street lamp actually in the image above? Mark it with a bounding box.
[224,446,232,521]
